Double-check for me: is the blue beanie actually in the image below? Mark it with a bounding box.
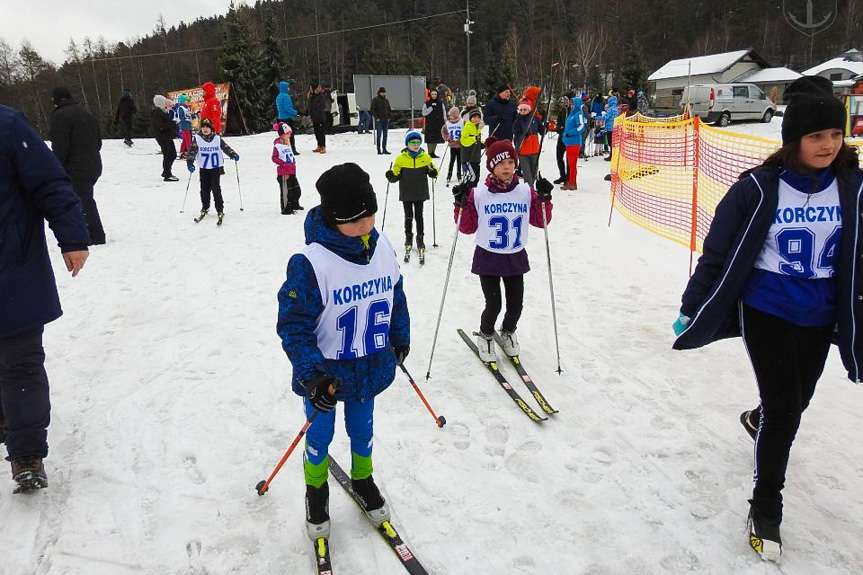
[405,131,423,146]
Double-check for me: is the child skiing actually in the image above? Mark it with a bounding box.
[272,122,303,215]
[460,109,484,186]
[451,137,553,361]
[186,118,239,225]
[673,76,863,563]
[442,106,464,185]
[385,131,438,264]
[276,162,410,550]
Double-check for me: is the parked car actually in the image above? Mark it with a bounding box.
[680,83,775,127]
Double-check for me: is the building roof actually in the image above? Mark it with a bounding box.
[734,67,802,84]
[802,54,863,77]
[648,49,771,82]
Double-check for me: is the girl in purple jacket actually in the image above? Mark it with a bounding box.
[451,137,553,362]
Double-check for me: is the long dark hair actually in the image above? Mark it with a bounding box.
[750,139,860,180]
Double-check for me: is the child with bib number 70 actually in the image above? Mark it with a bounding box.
[186,117,239,225]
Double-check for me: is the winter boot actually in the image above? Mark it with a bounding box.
[312,147,322,153]
[474,331,496,363]
[740,409,760,441]
[11,456,47,493]
[418,247,425,265]
[498,328,520,357]
[0,417,6,445]
[351,476,390,528]
[319,147,327,154]
[163,175,179,182]
[217,212,224,226]
[305,482,331,540]
[748,502,782,563]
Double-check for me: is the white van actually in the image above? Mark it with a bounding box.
[680,83,775,126]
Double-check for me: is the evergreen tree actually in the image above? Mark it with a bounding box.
[219,2,265,132]
[621,37,648,92]
[260,6,285,121]
[587,65,603,97]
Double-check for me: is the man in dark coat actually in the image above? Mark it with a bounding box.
[483,85,518,141]
[151,94,178,181]
[370,87,392,155]
[49,87,106,245]
[0,105,90,493]
[421,88,446,158]
[114,88,136,147]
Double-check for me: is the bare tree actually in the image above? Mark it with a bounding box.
[0,38,18,86]
[64,39,90,109]
[574,24,608,83]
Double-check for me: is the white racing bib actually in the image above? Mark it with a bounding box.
[473,182,532,254]
[302,233,401,360]
[194,134,224,169]
[274,142,295,164]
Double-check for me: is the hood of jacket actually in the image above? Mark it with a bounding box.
[608,95,618,109]
[279,81,290,94]
[203,82,216,100]
[303,206,380,264]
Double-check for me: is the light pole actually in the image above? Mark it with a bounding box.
[465,1,473,88]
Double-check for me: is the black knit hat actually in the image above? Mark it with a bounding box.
[781,75,846,145]
[316,163,378,227]
[497,84,511,95]
[51,86,72,105]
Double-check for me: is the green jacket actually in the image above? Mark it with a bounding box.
[460,120,482,163]
[392,149,435,202]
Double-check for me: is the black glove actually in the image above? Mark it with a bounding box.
[452,183,469,206]
[428,167,439,179]
[394,345,410,365]
[302,373,340,412]
[535,177,553,201]
[385,169,398,183]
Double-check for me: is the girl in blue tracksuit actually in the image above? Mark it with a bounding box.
[673,76,863,563]
[276,163,410,542]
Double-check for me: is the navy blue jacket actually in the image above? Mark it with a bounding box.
[277,207,410,402]
[483,95,517,141]
[673,164,863,382]
[0,106,90,339]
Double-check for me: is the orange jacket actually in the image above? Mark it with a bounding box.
[200,82,223,134]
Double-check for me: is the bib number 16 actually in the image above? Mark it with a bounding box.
[336,300,391,359]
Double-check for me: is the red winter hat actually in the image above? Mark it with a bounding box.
[485,137,518,172]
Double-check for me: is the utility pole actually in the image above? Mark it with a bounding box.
[465,0,473,88]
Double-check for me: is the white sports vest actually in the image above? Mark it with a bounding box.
[302,233,401,360]
[446,119,464,142]
[754,178,841,278]
[194,134,224,169]
[274,142,295,164]
[473,182,532,254]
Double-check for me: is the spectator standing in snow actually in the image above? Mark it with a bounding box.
[48,87,106,245]
[461,90,481,122]
[0,104,90,494]
[357,107,372,134]
[512,98,544,187]
[114,88,136,147]
[561,95,586,190]
[554,94,573,183]
[276,80,300,155]
[308,83,329,154]
[422,88,446,158]
[483,85,518,141]
[199,81,222,134]
[151,95,178,182]
[370,87,392,155]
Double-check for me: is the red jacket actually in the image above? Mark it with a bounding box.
[200,82,223,134]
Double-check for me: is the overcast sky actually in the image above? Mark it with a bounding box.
[0,0,231,65]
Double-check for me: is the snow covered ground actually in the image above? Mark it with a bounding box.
[3,118,863,575]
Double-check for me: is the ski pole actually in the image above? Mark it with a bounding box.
[180,170,193,213]
[399,363,446,427]
[256,410,319,496]
[235,159,244,211]
[431,147,448,248]
[381,161,393,231]
[280,175,288,213]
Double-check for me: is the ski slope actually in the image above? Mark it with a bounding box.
[2,119,862,575]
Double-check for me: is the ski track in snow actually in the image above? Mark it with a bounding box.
[3,120,862,574]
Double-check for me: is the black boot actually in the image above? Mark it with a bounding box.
[740,408,760,440]
[306,482,331,540]
[11,456,48,493]
[352,476,390,527]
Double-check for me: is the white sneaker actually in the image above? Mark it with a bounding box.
[498,329,520,356]
[475,332,496,363]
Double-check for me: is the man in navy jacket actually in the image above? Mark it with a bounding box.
[483,85,517,141]
[0,105,90,493]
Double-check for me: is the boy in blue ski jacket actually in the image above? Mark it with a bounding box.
[276,163,410,541]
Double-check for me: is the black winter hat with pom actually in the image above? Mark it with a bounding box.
[316,163,378,227]
[782,75,846,145]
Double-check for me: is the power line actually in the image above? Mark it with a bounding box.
[82,9,466,63]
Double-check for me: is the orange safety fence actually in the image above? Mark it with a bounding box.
[608,114,863,270]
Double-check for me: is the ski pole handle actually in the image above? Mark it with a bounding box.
[399,363,446,428]
[256,410,319,496]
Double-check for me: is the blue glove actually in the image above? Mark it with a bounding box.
[188,165,195,173]
[233,154,240,161]
[672,314,691,336]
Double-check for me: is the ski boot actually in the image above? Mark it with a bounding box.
[11,456,48,493]
[747,502,782,563]
[474,331,496,363]
[305,482,331,540]
[194,209,208,223]
[217,212,224,226]
[740,408,760,441]
[351,475,390,528]
[497,328,520,357]
[418,247,425,265]
[404,245,412,263]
